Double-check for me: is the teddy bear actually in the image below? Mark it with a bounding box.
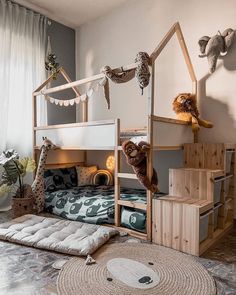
[122,140,158,193]
[173,93,213,134]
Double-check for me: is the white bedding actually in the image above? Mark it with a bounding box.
[0,214,118,256]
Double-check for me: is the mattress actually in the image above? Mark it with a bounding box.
[45,186,150,233]
[0,214,118,256]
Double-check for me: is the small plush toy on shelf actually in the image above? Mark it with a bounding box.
[173,93,213,134]
[122,140,158,193]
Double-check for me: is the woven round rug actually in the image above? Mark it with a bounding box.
[57,243,216,295]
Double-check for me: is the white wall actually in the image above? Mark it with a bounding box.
[75,0,236,197]
[76,0,236,141]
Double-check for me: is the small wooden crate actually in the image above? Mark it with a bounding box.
[184,143,235,173]
[169,168,224,203]
[152,197,213,256]
[12,197,35,218]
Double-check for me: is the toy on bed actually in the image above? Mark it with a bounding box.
[122,140,158,193]
[173,93,213,134]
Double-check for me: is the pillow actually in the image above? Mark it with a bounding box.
[92,170,113,186]
[121,207,146,233]
[44,167,77,192]
[76,166,98,186]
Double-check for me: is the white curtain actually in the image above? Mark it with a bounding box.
[0,0,47,156]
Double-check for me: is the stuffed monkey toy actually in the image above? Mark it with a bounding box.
[122,140,158,193]
[173,93,213,133]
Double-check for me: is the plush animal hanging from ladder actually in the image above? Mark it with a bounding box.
[31,137,56,213]
[122,140,158,193]
[173,93,213,134]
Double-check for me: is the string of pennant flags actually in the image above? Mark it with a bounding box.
[43,76,110,108]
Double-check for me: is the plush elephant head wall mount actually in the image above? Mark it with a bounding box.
[198,28,235,73]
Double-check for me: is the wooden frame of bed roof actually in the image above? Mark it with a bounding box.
[33,22,197,241]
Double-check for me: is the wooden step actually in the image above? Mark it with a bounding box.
[116,226,147,240]
[118,200,147,210]
[158,195,213,213]
[117,173,138,179]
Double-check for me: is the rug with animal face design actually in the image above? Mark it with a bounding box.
[44,186,166,233]
[57,243,216,295]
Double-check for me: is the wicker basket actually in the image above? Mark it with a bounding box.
[12,197,34,218]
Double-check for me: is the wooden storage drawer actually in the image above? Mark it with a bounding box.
[214,180,222,204]
[152,197,213,256]
[213,203,223,230]
[199,210,212,243]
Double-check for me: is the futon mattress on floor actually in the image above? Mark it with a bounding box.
[45,186,148,232]
[0,214,118,256]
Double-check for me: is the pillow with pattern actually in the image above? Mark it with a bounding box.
[76,166,98,186]
[44,167,77,192]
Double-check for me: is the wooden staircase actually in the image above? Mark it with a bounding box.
[152,143,236,256]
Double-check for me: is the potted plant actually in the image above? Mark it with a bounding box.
[0,149,36,217]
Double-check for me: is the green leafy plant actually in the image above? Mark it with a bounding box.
[0,149,36,198]
[45,53,60,79]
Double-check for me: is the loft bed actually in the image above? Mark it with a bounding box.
[32,22,197,241]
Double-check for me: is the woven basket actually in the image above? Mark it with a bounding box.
[12,197,34,218]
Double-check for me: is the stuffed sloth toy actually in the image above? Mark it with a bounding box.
[173,93,213,133]
[122,140,158,193]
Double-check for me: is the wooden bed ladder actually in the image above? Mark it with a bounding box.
[114,119,153,241]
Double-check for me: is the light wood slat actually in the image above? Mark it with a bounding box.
[150,22,177,61]
[114,119,121,227]
[175,23,197,82]
[172,202,182,251]
[118,145,184,151]
[45,162,84,169]
[152,115,190,125]
[34,62,139,96]
[34,119,116,130]
[117,173,138,179]
[116,226,147,240]
[34,146,115,151]
[118,200,147,210]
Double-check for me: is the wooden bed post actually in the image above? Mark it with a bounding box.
[146,60,155,241]
[114,118,121,226]
[32,94,37,167]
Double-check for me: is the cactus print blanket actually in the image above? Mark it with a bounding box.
[45,186,149,232]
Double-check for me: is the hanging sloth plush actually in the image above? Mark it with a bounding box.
[173,93,213,133]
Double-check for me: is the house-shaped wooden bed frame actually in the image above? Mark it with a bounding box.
[33,22,197,241]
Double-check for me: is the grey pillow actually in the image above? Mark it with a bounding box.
[44,167,77,192]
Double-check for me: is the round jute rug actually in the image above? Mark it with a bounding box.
[57,243,216,295]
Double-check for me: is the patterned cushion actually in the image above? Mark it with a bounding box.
[44,167,77,192]
[121,207,146,232]
[76,166,98,186]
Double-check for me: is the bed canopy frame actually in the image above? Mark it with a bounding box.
[33,22,197,241]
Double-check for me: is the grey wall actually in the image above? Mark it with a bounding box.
[47,20,76,125]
